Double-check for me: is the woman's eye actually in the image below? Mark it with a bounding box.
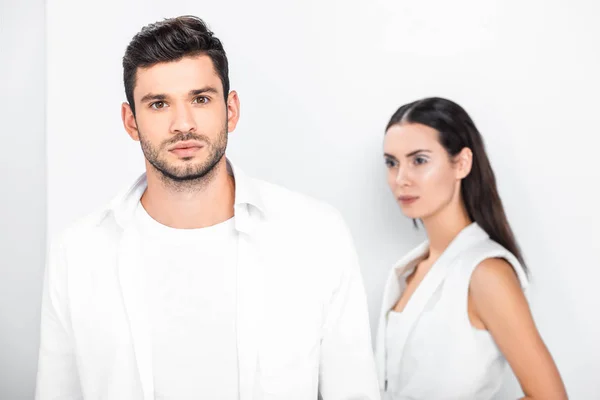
[385,158,398,168]
[414,156,428,165]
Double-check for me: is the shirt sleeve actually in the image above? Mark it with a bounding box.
[35,235,84,400]
[318,212,381,400]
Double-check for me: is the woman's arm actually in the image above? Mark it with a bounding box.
[469,258,568,400]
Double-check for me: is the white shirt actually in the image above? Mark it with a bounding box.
[134,203,239,399]
[35,159,380,400]
[375,223,528,400]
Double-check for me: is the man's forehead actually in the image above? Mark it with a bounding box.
[134,55,221,96]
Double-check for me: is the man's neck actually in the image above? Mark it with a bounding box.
[140,159,235,229]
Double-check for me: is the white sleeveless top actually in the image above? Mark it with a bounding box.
[375,223,528,400]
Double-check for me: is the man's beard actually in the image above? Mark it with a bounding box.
[138,122,228,189]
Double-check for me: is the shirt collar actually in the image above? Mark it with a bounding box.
[392,222,487,279]
[227,159,265,215]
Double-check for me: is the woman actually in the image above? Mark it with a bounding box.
[375,97,567,399]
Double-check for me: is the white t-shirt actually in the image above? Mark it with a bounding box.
[134,202,239,400]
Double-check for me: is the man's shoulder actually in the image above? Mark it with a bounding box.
[252,178,358,282]
[52,206,118,250]
[253,177,344,224]
[52,175,143,248]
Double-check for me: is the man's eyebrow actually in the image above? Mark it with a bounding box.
[140,93,167,103]
[189,87,219,96]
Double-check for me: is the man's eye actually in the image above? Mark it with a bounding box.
[193,96,209,104]
[150,101,166,109]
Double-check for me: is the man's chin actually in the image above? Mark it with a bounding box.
[161,170,211,182]
[147,149,225,184]
[155,162,220,183]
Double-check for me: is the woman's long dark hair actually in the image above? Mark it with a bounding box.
[386,97,527,272]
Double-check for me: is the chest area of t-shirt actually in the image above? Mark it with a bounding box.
[140,235,238,311]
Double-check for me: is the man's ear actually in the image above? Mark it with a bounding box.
[226,90,240,133]
[121,102,139,141]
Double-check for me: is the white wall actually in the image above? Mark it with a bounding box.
[47,0,600,398]
[0,0,46,398]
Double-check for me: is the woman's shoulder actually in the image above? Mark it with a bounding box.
[461,236,529,290]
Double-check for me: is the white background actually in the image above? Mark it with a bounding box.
[43,0,600,398]
[0,0,45,398]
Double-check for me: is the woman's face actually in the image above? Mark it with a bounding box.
[383,123,470,220]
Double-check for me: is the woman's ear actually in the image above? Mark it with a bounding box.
[455,147,473,179]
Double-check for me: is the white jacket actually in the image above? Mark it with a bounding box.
[36,161,380,400]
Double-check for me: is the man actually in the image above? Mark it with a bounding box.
[36,15,379,400]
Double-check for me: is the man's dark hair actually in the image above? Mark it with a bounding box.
[122,15,229,115]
